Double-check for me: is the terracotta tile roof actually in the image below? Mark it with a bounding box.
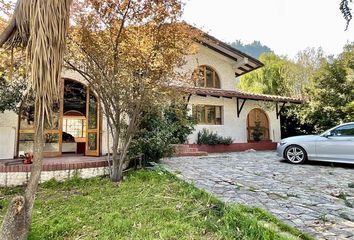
[180,87,303,104]
[199,33,264,76]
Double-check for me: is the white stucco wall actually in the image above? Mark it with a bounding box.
[181,44,239,90]
[0,111,18,159]
[101,115,113,156]
[187,95,281,144]
[181,44,281,144]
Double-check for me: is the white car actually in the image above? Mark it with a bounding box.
[277,122,354,164]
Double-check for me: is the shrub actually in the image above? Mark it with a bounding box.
[252,121,263,141]
[129,103,195,163]
[197,128,233,145]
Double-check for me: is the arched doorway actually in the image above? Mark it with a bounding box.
[247,108,270,141]
[18,78,100,157]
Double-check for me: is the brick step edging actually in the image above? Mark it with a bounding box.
[0,161,109,173]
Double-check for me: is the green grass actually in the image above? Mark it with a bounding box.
[0,170,312,240]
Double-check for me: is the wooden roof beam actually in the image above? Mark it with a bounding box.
[233,57,248,71]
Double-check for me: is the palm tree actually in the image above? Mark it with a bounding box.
[0,1,72,239]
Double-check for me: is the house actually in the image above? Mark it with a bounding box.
[0,32,301,160]
[182,34,301,149]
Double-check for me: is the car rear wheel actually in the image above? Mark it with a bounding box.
[284,145,307,164]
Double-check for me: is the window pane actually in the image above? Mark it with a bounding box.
[19,133,34,153]
[88,133,97,150]
[205,67,213,87]
[63,118,86,138]
[88,94,98,129]
[193,66,221,89]
[194,105,222,125]
[196,105,205,124]
[206,106,216,124]
[214,74,220,88]
[44,133,60,152]
[45,101,60,130]
[192,105,197,121]
[334,124,354,136]
[20,98,35,129]
[195,69,204,87]
[64,79,86,115]
[215,106,222,124]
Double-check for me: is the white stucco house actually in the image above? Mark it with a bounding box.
[0,32,301,160]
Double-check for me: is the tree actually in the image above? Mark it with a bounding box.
[299,44,354,132]
[293,47,325,98]
[237,48,326,137]
[340,0,353,30]
[0,0,72,239]
[66,0,199,182]
[0,77,26,113]
[230,40,272,59]
[238,52,296,96]
[0,3,27,114]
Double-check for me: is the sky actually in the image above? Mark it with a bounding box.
[182,0,354,59]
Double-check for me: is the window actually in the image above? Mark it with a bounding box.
[194,65,220,88]
[193,105,222,125]
[332,124,354,136]
[63,117,86,139]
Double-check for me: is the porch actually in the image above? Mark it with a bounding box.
[0,155,109,187]
[0,155,108,173]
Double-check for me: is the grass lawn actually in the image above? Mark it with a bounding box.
[0,169,312,240]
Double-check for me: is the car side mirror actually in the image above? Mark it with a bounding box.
[324,131,335,138]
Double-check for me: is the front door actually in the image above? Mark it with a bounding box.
[85,90,100,156]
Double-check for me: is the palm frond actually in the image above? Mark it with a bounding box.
[340,0,353,30]
[1,0,72,130]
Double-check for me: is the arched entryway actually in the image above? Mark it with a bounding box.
[17,78,100,157]
[247,108,270,141]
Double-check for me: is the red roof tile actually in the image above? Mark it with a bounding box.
[180,87,303,104]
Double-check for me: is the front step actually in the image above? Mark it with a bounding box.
[172,144,208,157]
[1,159,23,166]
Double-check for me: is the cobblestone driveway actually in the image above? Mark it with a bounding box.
[162,151,354,240]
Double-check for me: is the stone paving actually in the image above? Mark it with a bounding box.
[162,151,354,240]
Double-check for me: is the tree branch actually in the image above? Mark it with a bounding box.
[0,17,16,48]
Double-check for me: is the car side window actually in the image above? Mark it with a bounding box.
[331,124,354,136]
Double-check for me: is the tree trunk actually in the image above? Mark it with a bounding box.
[111,154,123,182]
[116,160,124,182]
[0,120,44,240]
[111,134,122,182]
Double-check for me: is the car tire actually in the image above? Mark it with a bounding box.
[284,145,307,164]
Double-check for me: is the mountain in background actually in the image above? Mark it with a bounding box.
[229,40,272,59]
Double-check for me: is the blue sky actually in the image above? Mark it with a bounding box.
[183,0,354,59]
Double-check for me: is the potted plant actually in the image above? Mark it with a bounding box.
[252,121,263,142]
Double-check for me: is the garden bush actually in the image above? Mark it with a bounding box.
[197,128,233,145]
[129,103,195,163]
